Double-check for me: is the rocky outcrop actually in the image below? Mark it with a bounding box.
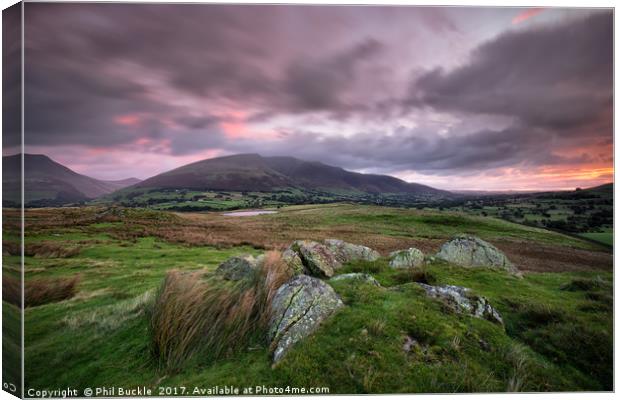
[268,275,344,363]
[417,283,503,325]
[436,235,518,274]
[288,240,341,278]
[323,239,380,263]
[215,255,262,281]
[330,273,381,287]
[389,248,425,269]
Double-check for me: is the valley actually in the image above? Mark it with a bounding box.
[5,153,612,248]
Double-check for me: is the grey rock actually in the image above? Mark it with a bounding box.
[436,235,519,274]
[268,275,344,362]
[330,273,381,287]
[402,335,419,353]
[215,255,260,281]
[323,239,380,263]
[389,248,425,269]
[417,283,503,325]
[281,248,305,275]
[289,240,341,278]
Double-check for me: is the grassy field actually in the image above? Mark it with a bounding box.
[579,230,613,247]
[431,185,613,247]
[99,186,449,212]
[2,204,613,394]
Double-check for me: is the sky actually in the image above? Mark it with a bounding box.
[4,3,613,191]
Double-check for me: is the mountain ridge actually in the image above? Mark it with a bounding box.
[131,153,449,196]
[2,153,141,206]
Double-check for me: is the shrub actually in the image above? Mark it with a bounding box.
[149,251,292,371]
[3,275,80,307]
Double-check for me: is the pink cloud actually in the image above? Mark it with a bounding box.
[512,8,545,25]
[114,114,141,126]
[219,110,280,140]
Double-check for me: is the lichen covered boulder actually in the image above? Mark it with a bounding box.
[288,240,341,278]
[417,283,503,325]
[215,255,261,281]
[389,247,425,269]
[323,239,380,263]
[436,235,518,274]
[281,248,305,275]
[330,273,381,287]
[268,275,344,362]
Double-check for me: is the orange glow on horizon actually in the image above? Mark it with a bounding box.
[469,165,613,191]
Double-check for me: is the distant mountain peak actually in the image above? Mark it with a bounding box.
[132,153,449,196]
[2,154,142,206]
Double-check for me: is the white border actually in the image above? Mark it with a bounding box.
[0,2,616,400]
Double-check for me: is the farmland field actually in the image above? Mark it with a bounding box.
[1,204,613,394]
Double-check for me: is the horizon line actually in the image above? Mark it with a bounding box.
[3,151,613,194]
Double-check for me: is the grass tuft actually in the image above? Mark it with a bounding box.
[4,275,80,307]
[25,242,81,258]
[504,344,530,392]
[2,275,21,307]
[560,276,609,292]
[149,251,292,371]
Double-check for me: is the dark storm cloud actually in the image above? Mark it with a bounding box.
[408,11,613,131]
[2,3,22,149]
[174,116,220,130]
[23,3,391,148]
[283,39,384,112]
[21,3,612,184]
[227,124,594,176]
[168,129,225,156]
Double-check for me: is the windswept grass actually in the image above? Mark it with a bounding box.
[25,242,81,258]
[64,290,155,332]
[5,239,81,258]
[4,274,80,307]
[26,276,81,307]
[2,275,22,307]
[149,251,292,371]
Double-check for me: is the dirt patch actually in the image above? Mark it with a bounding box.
[173,213,441,254]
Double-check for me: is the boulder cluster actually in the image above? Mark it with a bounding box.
[213,234,517,363]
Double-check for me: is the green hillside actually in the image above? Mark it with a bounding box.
[4,204,611,394]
